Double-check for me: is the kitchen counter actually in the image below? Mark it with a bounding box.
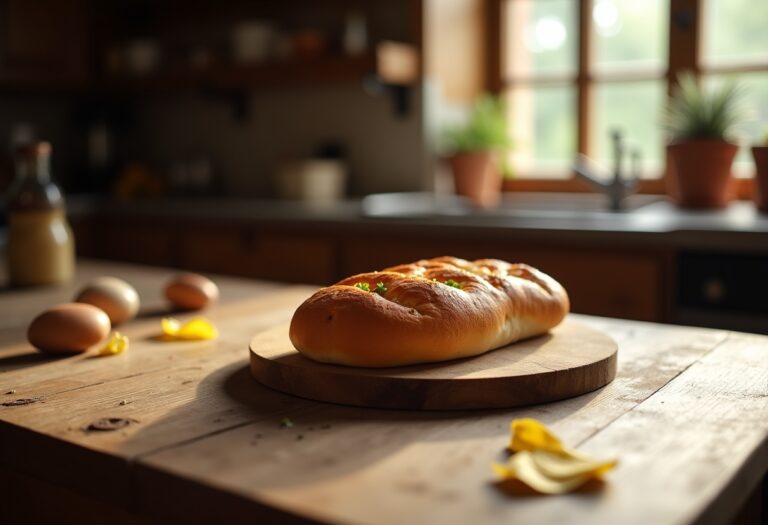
[1,260,766,524]
[68,192,768,251]
[63,192,768,332]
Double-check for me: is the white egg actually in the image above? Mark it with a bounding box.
[75,276,140,325]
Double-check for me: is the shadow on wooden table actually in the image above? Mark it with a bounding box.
[493,478,608,498]
[211,363,605,486]
[0,352,60,369]
[224,362,494,423]
[118,355,606,498]
[0,344,77,373]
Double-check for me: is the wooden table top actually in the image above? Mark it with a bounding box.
[1,260,766,525]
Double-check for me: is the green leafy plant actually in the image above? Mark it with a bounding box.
[663,72,745,143]
[443,95,511,153]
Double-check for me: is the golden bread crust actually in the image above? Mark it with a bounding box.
[288,256,569,367]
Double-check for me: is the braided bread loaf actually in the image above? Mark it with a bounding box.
[289,256,569,367]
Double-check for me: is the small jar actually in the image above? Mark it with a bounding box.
[6,142,75,286]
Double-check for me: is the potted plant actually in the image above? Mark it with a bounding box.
[751,129,768,212]
[663,73,745,208]
[443,95,510,208]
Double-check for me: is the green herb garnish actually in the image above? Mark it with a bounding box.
[374,282,388,295]
[280,418,294,428]
[354,282,370,292]
[431,278,464,289]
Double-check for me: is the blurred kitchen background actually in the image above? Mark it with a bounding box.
[0,0,429,197]
[2,0,767,333]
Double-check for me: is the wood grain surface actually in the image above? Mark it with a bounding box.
[0,260,766,525]
[250,319,617,409]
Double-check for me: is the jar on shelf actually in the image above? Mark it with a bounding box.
[5,142,75,286]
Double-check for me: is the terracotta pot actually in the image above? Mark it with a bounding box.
[751,146,768,213]
[666,140,738,209]
[448,151,501,208]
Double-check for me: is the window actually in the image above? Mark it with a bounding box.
[493,0,768,190]
[504,0,578,177]
[701,0,768,175]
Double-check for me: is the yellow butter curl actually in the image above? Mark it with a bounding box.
[98,332,129,356]
[493,418,616,494]
[160,317,218,341]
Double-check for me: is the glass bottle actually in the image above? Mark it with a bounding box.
[6,142,75,286]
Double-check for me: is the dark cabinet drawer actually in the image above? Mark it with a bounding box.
[678,251,768,314]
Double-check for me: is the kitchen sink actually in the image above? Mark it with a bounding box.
[361,192,667,220]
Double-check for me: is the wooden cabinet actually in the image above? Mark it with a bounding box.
[520,250,664,322]
[71,214,670,322]
[70,217,178,267]
[178,226,335,285]
[69,216,98,261]
[0,0,87,88]
[89,1,418,97]
[99,221,178,267]
[73,218,336,284]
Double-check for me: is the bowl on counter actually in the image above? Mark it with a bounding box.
[275,159,348,203]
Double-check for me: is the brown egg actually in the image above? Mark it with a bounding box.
[165,273,219,310]
[75,276,140,325]
[28,303,111,354]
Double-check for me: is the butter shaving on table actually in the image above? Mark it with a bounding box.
[493,418,616,494]
[160,317,218,341]
[97,332,129,356]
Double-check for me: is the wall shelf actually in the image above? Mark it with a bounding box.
[93,42,419,119]
[96,42,418,96]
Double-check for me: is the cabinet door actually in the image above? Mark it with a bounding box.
[341,237,665,322]
[92,220,177,267]
[0,0,87,87]
[69,216,97,259]
[179,227,334,285]
[516,250,664,322]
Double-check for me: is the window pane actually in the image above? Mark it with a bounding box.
[704,73,768,177]
[703,0,768,67]
[506,84,576,177]
[592,81,665,177]
[504,0,577,79]
[592,0,668,74]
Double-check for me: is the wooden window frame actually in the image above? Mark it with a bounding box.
[489,0,754,198]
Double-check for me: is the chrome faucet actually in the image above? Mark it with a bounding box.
[573,129,640,211]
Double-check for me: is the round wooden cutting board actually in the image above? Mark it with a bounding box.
[249,318,617,410]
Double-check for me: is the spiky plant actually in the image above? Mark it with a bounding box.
[663,72,745,143]
[444,95,511,153]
